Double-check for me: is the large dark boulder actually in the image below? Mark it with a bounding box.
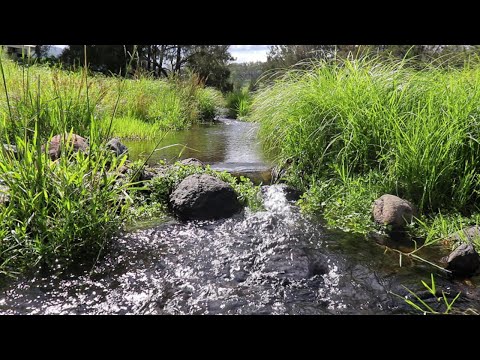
[169,174,242,220]
[445,243,480,277]
[43,134,89,161]
[106,138,128,157]
[372,194,416,229]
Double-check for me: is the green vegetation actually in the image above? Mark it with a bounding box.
[128,162,262,225]
[0,53,224,142]
[0,132,129,277]
[0,52,136,277]
[251,56,480,250]
[226,87,253,119]
[60,45,234,91]
[196,87,225,120]
[0,53,234,278]
[391,274,461,315]
[229,61,264,91]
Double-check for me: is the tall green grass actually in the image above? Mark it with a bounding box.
[226,87,252,119]
[0,53,230,278]
[0,53,224,142]
[0,132,129,276]
[0,53,134,278]
[251,56,480,244]
[197,87,225,120]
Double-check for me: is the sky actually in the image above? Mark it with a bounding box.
[229,45,270,63]
[54,45,270,63]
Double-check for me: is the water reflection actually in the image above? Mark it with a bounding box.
[124,119,269,173]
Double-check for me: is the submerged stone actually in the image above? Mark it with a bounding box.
[169,174,242,220]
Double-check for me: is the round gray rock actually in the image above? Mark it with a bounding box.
[372,194,416,229]
[446,243,480,277]
[169,174,242,220]
[106,138,128,157]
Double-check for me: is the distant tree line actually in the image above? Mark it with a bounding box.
[18,45,480,93]
[263,45,480,70]
[58,45,234,92]
[228,61,264,91]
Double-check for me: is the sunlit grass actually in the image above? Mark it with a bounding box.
[252,56,480,247]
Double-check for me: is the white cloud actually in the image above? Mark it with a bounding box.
[230,45,270,63]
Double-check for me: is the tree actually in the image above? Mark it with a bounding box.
[263,45,480,72]
[229,61,264,91]
[60,45,136,75]
[34,45,51,58]
[58,45,234,91]
[264,45,337,69]
[186,45,233,91]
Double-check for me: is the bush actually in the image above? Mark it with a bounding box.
[251,56,480,213]
[226,87,252,119]
[0,131,130,277]
[197,87,225,120]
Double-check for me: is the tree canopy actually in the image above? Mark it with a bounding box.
[59,45,234,91]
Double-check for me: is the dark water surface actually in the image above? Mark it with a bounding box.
[1,119,479,314]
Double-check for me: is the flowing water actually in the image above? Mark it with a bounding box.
[1,119,480,314]
[124,118,272,184]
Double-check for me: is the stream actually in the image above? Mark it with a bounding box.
[1,118,479,314]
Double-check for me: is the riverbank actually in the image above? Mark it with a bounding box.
[250,57,480,255]
[0,54,224,142]
[0,55,257,279]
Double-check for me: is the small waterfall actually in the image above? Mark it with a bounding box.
[262,185,292,214]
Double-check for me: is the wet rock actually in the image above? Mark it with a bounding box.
[259,248,310,280]
[271,160,292,183]
[106,138,128,157]
[179,158,204,167]
[368,231,421,251]
[43,134,89,161]
[278,184,302,202]
[372,194,416,229]
[448,226,480,243]
[169,174,242,221]
[446,243,480,277]
[308,253,329,277]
